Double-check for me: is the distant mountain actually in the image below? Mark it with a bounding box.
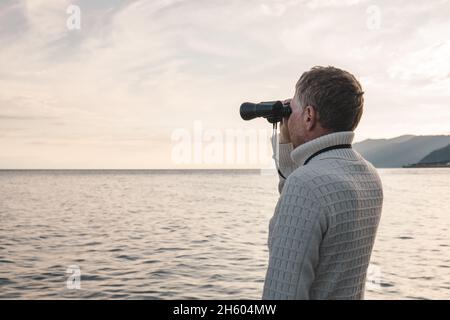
[353,135,450,168]
[418,144,450,164]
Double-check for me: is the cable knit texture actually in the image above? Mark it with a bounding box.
[262,131,383,300]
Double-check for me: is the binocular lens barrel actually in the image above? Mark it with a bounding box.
[240,101,292,123]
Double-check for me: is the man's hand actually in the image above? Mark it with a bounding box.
[279,99,291,144]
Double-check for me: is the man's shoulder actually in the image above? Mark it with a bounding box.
[282,165,330,197]
[286,161,340,185]
[285,157,382,195]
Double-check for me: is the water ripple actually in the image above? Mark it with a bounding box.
[0,169,449,299]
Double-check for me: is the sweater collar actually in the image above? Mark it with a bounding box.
[291,131,355,166]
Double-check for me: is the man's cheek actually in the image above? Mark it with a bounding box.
[288,117,298,136]
[289,113,299,128]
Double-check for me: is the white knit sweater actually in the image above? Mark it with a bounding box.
[262,131,383,300]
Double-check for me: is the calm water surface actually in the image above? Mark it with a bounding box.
[0,169,449,299]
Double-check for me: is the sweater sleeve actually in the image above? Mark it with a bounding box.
[276,143,298,194]
[262,176,325,300]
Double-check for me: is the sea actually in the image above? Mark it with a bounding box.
[0,169,449,299]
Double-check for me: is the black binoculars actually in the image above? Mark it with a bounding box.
[240,101,292,124]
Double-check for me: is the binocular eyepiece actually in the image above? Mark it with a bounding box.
[240,101,292,124]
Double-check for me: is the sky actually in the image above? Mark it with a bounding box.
[0,0,449,169]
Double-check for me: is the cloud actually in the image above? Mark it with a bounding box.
[0,0,449,167]
[0,115,56,120]
[388,41,450,84]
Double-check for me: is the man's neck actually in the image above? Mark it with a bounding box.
[294,129,333,148]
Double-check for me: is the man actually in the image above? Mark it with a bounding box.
[262,66,383,300]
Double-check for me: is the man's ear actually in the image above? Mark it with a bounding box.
[304,105,317,131]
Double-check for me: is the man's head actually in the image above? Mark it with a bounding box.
[286,66,364,147]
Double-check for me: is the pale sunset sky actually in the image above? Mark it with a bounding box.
[1,0,449,168]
